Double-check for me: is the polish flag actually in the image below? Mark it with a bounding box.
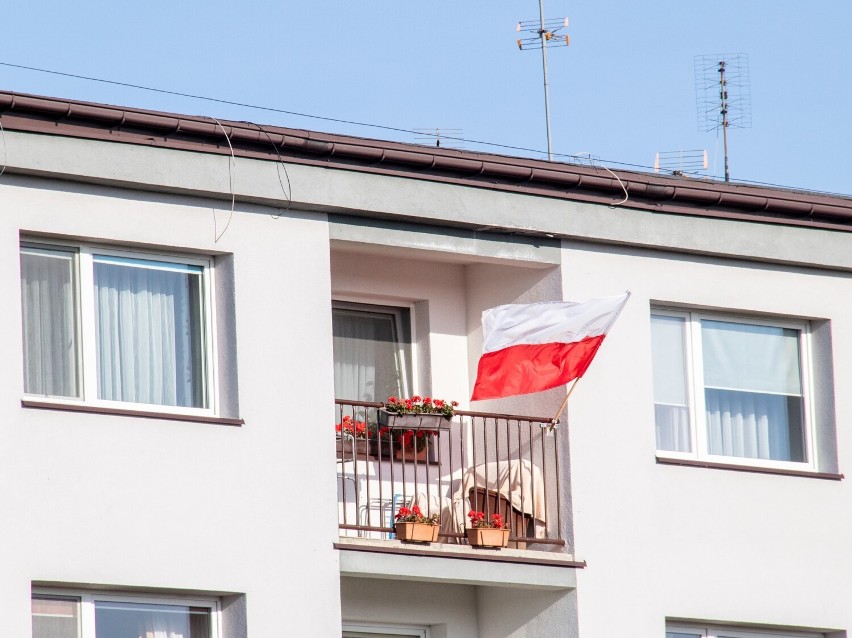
[471,292,630,401]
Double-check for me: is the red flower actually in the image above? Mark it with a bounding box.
[335,416,368,439]
[467,510,486,527]
[388,397,397,404]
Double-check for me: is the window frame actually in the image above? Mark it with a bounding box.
[652,307,817,472]
[667,622,824,638]
[331,298,417,402]
[342,622,430,638]
[32,588,222,638]
[21,239,218,418]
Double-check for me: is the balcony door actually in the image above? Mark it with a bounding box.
[332,302,412,402]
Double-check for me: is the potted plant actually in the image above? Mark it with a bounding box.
[394,426,440,461]
[378,396,459,429]
[335,415,370,458]
[394,505,440,543]
[466,510,510,549]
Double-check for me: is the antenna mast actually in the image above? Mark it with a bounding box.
[695,53,752,182]
[517,4,569,161]
[719,61,730,181]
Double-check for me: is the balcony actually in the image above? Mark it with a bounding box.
[335,400,568,556]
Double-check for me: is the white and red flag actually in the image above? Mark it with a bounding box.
[471,292,630,401]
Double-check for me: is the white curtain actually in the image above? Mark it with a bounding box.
[332,308,406,402]
[705,390,798,460]
[651,315,691,452]
[702,320,804,462]
[94,258,202,408]
[31,597,79,638]
[95,602,208,638]
[20,248,78,397]
[655,404,691,453]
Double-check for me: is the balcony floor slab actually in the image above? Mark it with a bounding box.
[335,537,582,590]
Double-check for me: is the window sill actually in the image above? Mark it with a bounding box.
[21,399,244,427]
[656,455,843,480]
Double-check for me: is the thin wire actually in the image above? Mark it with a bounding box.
[241,120,292,218]
[0,60,652,166]
[2,61,847,198]
[209,117,235,243]
[596,162,629,207]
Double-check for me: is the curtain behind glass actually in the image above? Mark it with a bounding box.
[702,321,805,462]
[32,597,79,638]
[94,258,205,408]
[21,247,79,398]
[333,308,409,402]
[94,601,210,638]
[651,315,691,452]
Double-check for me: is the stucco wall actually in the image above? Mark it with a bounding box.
[5,125,852,637]
[563,241,852,636]
[0,175,343,636]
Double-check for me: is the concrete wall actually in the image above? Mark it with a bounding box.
[0,175,343,636]
[6,126,852,637]
[563,241,852,636]
[341,578,479,637]
[341,578,576,638]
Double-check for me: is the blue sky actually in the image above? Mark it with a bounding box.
[2,1,850,195]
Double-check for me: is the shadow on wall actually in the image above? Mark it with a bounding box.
[476,586,576,638]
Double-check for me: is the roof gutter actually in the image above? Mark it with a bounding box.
[1,90,851,231]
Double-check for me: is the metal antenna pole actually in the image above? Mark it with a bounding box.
[538,0,554,161]
[719,60,730,182]
[695,53,751,183]
[516,10,568,162]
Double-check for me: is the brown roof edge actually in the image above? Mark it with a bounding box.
[2,90,852,231]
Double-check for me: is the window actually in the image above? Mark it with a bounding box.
[343,623,428,638]
[667,623,823,638]
[651,310,813,469]
[32,592,219,638]
[332,302,412,402]
[21,241,214,414]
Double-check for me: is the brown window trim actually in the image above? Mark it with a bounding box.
[22,399,244,427]
[656,455,843,480]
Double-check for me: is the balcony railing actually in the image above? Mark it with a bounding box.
[335,399,565,550]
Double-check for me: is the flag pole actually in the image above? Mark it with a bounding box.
[552,378,580,424]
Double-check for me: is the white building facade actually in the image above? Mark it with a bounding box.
[1,91,850,637]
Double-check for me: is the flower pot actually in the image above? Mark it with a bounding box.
[395,522,440,543]
[394,444,429,462]
[466,527,510,549]
[378,409,446,430]
[336,437,370,459]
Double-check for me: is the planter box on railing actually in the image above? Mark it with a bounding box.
[394,522,440,543]
[336,437,370,460]
[377,409,448,430]
[466,527,510,549]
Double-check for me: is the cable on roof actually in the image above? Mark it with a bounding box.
[597,162,629,207]
[242,121,293,219]
[1,61,848,199]
[0,61,670,167]
[209,117,236,243]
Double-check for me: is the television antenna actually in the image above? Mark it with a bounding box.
[694,53,752,182]
[516,2,569,161]
[654,149,708,176]
[412,128,465,149]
